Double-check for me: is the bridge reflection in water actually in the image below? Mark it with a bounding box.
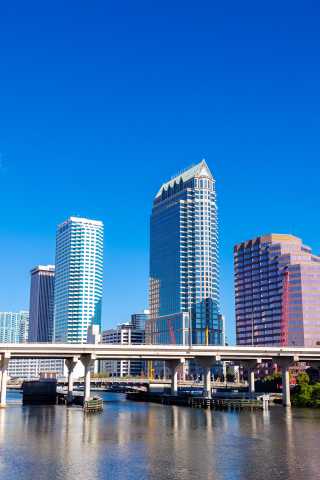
[0,392,319,480]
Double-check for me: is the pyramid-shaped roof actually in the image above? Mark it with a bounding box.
[155,159,213,198]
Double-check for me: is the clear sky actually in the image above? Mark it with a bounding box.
[1,1,320,344]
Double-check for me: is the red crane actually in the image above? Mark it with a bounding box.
[167,317,176,344]
[281,270,289,346]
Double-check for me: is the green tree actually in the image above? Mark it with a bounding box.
[296,372,310,385]
[292,383,312,407]
[292,372,312,407]
[311,383,320,407]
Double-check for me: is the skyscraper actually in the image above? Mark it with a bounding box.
[234,234,320,347]
[0,311,29,343]
[147,160,222,346]
[28,265,55,342]
[54,216,103,343]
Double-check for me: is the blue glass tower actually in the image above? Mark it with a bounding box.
[148,160,223,345]
[54,217,103,343]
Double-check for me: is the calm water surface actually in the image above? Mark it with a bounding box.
[0,391,319,480]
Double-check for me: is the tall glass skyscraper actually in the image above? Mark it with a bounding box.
[54,216,104,343]
[148,160,223,345]
[28,265,55,342]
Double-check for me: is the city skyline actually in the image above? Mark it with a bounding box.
[1,161,320,345]
[1,3,320,345]
[1,4,320,480]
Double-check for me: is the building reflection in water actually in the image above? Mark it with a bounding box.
[0,393,320,480]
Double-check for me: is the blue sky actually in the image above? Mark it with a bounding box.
[1,1,320,343]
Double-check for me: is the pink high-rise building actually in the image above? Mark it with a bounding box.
[234,234,320,347]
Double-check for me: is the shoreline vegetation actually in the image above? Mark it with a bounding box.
[256,371,320,408]
[292,372,320,408]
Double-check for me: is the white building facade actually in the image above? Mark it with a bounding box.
[101,324,145,377]
[54,216,104,343]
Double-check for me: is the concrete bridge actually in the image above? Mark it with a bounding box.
[1,343,320,407]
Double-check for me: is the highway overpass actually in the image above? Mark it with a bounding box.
[0,343,319,407]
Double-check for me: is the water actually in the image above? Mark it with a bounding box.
[1,390,320,480]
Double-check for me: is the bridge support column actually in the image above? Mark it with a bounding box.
[249,369,255,394]
[65,356,79,402]
[275,356,299,407]
[163,361,166,380]
[282,367,291,407]
[222,362,227,383]
[167,359,184,396]
[234,366,240,385]
[241,359,261,396]
[0,353,11,408]
[196,357,220,399]
[204,366,212,399]
[80,354,96,402]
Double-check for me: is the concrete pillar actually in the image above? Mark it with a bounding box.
[222,361,227,384]
[234,366,240,385]
[167,359,184,396]
[80,354,96,402]
[181,362,186,382]
[242,359,261,396]
[204,366,212,399]
[65,356,79,402]
[196,357,220,398]
[84,364,91,402]
[282,365,291,407]
[274,356,298,408]
[0,353,11,408]
[171,365,178,396]
[249,369,255,394]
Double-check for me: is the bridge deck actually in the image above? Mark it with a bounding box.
[0,343,319,361]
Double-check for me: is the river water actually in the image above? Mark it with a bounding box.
[0,391,319,480]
